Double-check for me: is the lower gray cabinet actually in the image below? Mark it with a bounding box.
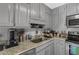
[45,46,50,55]
[36,49,45,55]
[65,43,69,55]
[36,46,50,55]
[20,39,66,55]
[53,39,66,55]
[36,40,54,55]
[20,48,36,55]
[49,43,54,55]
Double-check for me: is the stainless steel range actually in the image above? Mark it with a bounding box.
[66,31,79,44]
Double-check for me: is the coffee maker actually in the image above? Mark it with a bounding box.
[5,28,18,49]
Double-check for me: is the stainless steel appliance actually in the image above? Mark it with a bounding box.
[66,14,79,28]
[5,28,18,49]
[66,31,79,44]
[66,31,79,55]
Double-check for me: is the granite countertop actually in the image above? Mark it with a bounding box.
[0,37,66,55]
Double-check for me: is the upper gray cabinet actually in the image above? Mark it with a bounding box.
[58,5,67,31]
[40,4,52,28]
[76,3,79,13]
[15,3,29,26]
[51,7,59,30]
[45,5,52,15]
[0,3,14,26]
[29,3,40,20]
[45,13,51,28]
[40,4,46,21]
[66,3,77,16]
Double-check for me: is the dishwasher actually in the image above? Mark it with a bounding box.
[20,48,36,55]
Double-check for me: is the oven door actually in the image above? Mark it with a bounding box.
[66,14,79,28]
[66,42,79,55]
[69,45,79,55]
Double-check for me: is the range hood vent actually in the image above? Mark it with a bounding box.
[30,23,45,28]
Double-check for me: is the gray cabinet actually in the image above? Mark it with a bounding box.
[15,3,29,26]
[36,40,54,55]
[40,4,46,21]
[45,40,54,55]
[58,5,67,31]
[51,7,59,30]
[30,3,40,20]
[36,45,50,55]
[45,13,51,28]
[49,42,54,55]
[66,3,77,16]
[53,39,66,55]
[51,4,67,31]
[45,46,50,55]
[76,3,79,13]
[20,48,36,55]
[45,5,52,15]
[53,39,59,55]
[36,41,50,55]
[65,43,69,55]
[20,39,66,55]
[0,3,14,26]
[36,49,45,55]
[40,4,52,28]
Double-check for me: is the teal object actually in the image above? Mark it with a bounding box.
[70,46,77,55]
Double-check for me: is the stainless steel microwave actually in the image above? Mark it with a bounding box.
[66,14,79,28]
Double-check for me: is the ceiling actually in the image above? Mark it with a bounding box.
[44,3,65,9]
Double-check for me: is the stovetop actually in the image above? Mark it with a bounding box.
[66,39,79,44]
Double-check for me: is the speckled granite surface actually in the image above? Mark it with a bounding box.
[0,38,66,55]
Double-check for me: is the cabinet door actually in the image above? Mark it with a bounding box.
[58,39,66,55]
[65,43,69,55]
[36,49,45,55]
[45,14,49,28]
[58,5,67,31]
[40,4,46,21]
[45,5,51,15]
[45,46,50,55]
[53,39,59,55]
[53,39,65,55]
[50,43,54,55]
[0,3,14,26]
[20,48,36,55]
[15,3,28,26]
[45,13,51,28]
[30,3,40,20]
[51,8,59,31]
[66,3,77,16]
[76,3,79,13]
